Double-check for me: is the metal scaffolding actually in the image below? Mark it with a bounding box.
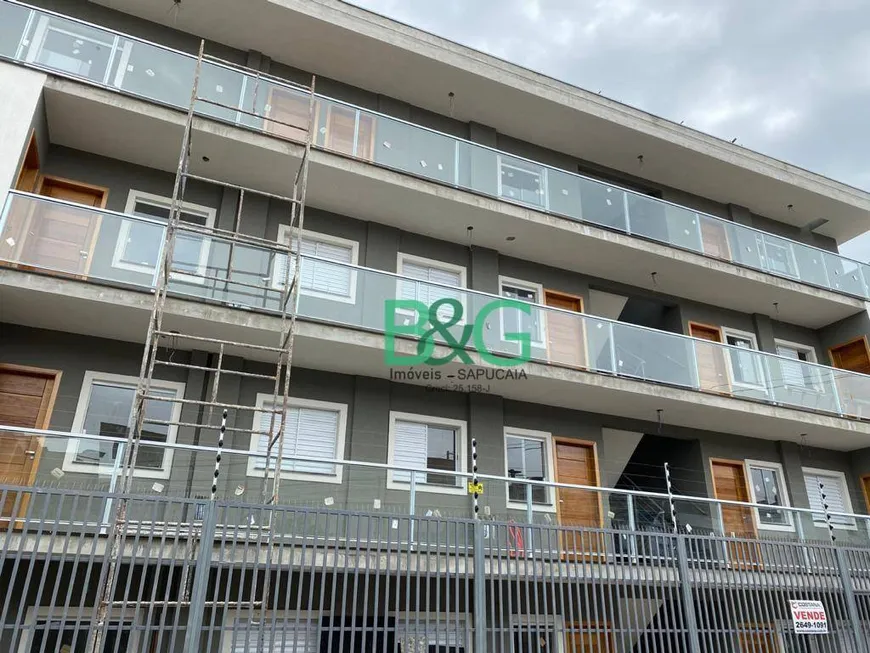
[87,41,316,653]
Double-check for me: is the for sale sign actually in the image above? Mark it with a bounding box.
[789,599,828,634]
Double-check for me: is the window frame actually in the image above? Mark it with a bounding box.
[220,610,326,653]
[387,411,468,496]
[246,394,348,485]
[801,466,857,531]
[503,427,556,512]
[774,338,821,391]
[743,459,794,532]
[395,253,468,325]
[112,190,217,283]
[498,276,546,347]
[509,615,567,653]
[721,327,767,391]
[19,606,144,653]
[64,370,185,479]
[273,226,359,304]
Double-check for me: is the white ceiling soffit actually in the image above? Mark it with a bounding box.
[88,0,870,242]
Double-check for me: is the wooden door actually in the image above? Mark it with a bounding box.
[738,627,779,653]
[265,87,314,142]
[566,624,613,653]
[689,322,729,394]
[829,337,870,418]
[545,291,587,369]
[861,475,870,512]
[555,439,603,557]
[710,459,760,568]
[14,131,40,193]
[0,365,61,521]
[699,217,732,260]
[15,176,107,278]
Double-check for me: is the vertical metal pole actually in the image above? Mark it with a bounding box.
[689,339,701,390]
[664,462,678,533]
[626,493,638,559]
[830,369,843,416]
[675,537,702,653]
[608,322,617,374]
[181,500,218,653]
[525,482,533,524]
[818,478,837,544]
[835,547,868,652]
[472,521,488,653]
[471,438,480,519]
[409,470,417,545]
[210,409,228,501]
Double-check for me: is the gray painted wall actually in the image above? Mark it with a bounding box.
[4,323,866,541]
[20,0,845,253]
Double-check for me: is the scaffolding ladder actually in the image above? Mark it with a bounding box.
[87,41,317,653]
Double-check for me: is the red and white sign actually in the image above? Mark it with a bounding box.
[789,600,828,634]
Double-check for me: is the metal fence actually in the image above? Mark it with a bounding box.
[2,484,870,652]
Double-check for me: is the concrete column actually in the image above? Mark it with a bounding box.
[364,222,400,270]
[470,246,499,295]
[245,50,270,73]
[347,377,391,511]
[216,187,240,232]
[777,440,810,508]
[469,393,504,518]
[727,204,753,227]
[751,313,776,353]
[0,63,46,198]
[469,122,497,148]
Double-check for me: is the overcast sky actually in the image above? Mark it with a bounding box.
[350,0,870,261]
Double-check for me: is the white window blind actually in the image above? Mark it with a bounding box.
[255,406,339,475]
[392,419,429,483]
[230,619,318,653]
[398,260,464,320]
[777,345,813,388]
[274,235,354,298]
[803,472,854,526]
[396,623,463,653]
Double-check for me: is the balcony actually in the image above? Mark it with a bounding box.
[1,191,869,447]
[2,0,870,311]
[1,430,870,651]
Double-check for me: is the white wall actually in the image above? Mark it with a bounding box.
[0,61,46,197]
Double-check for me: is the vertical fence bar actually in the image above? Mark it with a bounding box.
[835,547,868,652]
[409,470,417,545]
[473,521,487,653]
[675,536,702,653]
[181,500,217,653]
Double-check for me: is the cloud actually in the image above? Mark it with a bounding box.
[348,0,870,257]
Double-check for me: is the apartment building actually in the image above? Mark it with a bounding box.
[1,0,870,651]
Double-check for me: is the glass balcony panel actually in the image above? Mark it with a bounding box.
[195,61,246,124]
[629,193,703,254]
[791,241,831,289]
[833,369,870,419]
[719,345,769,402]
[699,214,737,261]
[115,38,197,108]
[863,264,870,296]
[456,140,498,197]
[766,356,841,414]
[546,168,583,221]
[0,2,31,59]
[368,110,457,185]
[823,251,866,297]
[760,233,799,278]
[21,13,118,83]
[577,178,629,231]
[497,155,547,208]
[728,221,764,270]
[611,322,695,388]
[240,77,313,141]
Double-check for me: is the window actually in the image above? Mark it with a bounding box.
[273,227,359,303]
[65,371,184,479]
[499,156,546,208]
[505,428,554,509]
[112,191,216,280]
[19,607,142,653]
[775,340,819,390]
[722,328,765,389]
[248,396,348,484]
[388,412,468,494]
[222,613,320,653]
[25,15,116,81]
[802,467,856,529]
[396,619,468,653]
[744,460,793,531]
[396,254,467,323]
[761,235,797,277]
[499,277,545,346]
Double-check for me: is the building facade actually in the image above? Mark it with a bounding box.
[1,0,870,651]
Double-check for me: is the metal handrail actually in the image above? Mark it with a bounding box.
[2,0,868,302]
[4,425,868,528]
[3,189,868,388]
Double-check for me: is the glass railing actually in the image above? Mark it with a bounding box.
[2,190,869,421]
[2,0,869,301]
[3,426,869,547]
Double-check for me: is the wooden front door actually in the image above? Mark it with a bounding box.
[15,131,40,193]
[829,336,870,418]
[555,439,603,556]
[862,475,870,512]
[15,176,107,278]
[738,627,779,653]
[545,291,586,369]
[699,217,732,260]
[710,459,760,568]
[689,322,729,394]
[567,624,614,653]
[0,365,61,521]
[265,87,315,142]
